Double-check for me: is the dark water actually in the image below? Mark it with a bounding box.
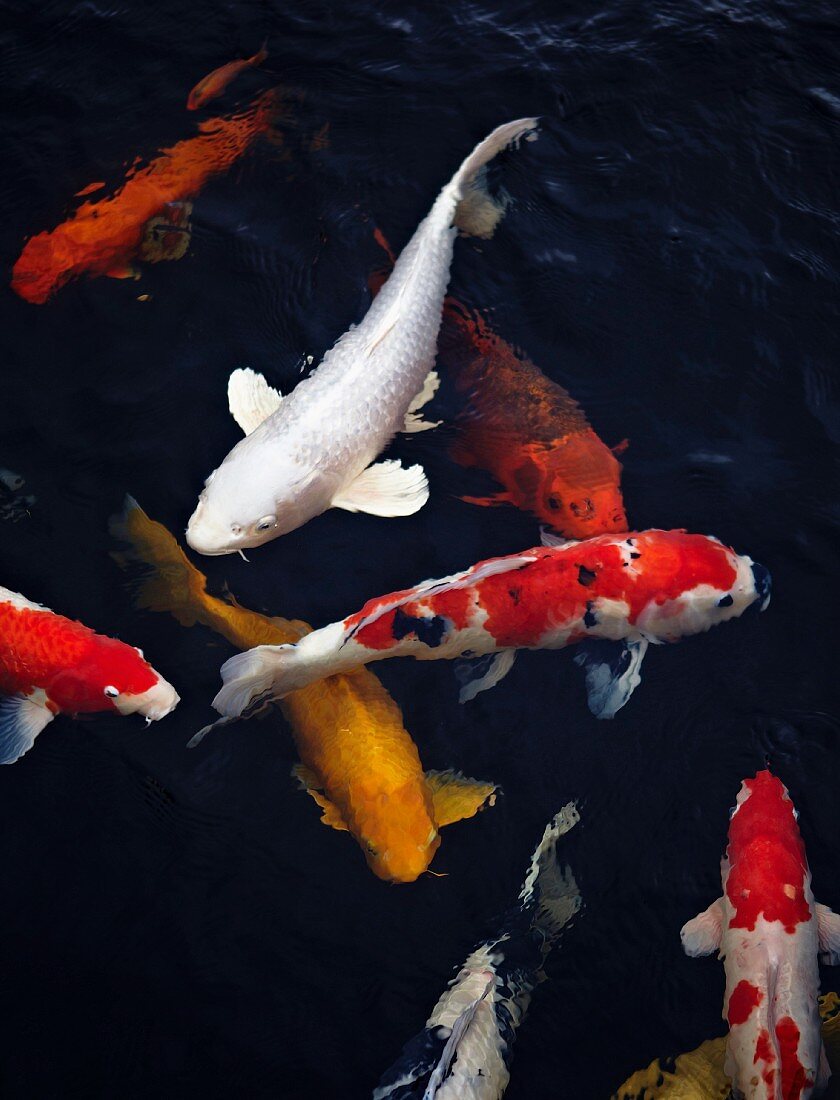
[2,0,840,1096]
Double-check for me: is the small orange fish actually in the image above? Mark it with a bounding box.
[369,228,628,539]
[12,91,278,304]
[186,42,268,111]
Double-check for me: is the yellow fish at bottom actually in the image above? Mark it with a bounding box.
[110,498,497,883]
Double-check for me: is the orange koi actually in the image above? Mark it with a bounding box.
[368,227,627,538]
[186,42,268,111]
[440,300,629,538]
[12,90,278,304]
[110,498,497,884]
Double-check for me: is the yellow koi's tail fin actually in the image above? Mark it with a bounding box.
[109,495,209,628]
[425,769,499,827]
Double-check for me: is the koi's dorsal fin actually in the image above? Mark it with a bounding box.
[292,764,349,831]
[425,769,498,827]
[227,368,283,435]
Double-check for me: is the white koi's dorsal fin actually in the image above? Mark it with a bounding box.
[227,368,283,435]
[455,649,518,703]
[816,903,840,965]
[680,898,724,957]
[331,460,429,517]
[403,370,441,433]
[0,693,55,764]
[292,764,349,832]
[425,769,498,826]
[540,527,578,549]
[573,637,649,720]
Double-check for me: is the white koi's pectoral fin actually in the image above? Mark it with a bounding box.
[227,368,283,434]
[331,460,429,517]
[0,694,55,764]
[680,897,724,957]
[573,637,648,720]
[816,902,840,965]
[402,370,441,433]
[455,650,517,703]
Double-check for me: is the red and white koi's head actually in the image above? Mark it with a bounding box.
[54,637,180,722]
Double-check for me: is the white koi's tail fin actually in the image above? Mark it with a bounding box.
[442,117,539,239]
[212,623,346,716]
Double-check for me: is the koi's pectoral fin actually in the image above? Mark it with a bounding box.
[227,368,284,434]
[455,650,518,703]
[331,460,429,517]
[0,694,55,764]
[816,902,840,965]
[425,769,499,827]
[680,897,724,957]
[292,764,349,831]
[402,370,441,433]
[459,490,514,509]
[573,637,648,719]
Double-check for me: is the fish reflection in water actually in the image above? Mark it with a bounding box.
[11,90,282,303]
[0,468,34,523]
[110,498,497,884]
[186,42,269,111]
[375,802,581,1098]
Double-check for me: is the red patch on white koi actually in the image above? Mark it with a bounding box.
[728,979,763,1026]
[776,1016,813,1099]
[726,772,810,932]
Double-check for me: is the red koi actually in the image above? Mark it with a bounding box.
[0,585,178,764]
[12,90,278,304]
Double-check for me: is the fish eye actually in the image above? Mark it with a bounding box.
[365,842,379,856]
[547,495,562,511]
[104,685,119,698]
[255,515,277,534]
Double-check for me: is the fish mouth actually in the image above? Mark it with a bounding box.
[117,679,180,720]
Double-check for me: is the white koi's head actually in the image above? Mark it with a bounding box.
[186,441,314,556]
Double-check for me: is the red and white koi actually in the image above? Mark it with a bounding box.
[212,530,770,721]
[681,771,840,1099]
[0,586,179,764]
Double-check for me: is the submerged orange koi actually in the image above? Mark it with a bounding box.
[12,90,278,304]
[186,42,268,111]
[369,229,628,539]
[110,499,496,884]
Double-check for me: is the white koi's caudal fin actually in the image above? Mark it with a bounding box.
[442,117,539,239]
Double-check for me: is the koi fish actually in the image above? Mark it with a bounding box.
[0,585,179,764]
[613,993,840,1099]
[374,802,581,1098]
[110,498,497,883]
[212,529,770,722]
[185,117,539,556]
[681,771,840,1099]
[369,230,627,538]
[11,91,278,304]
[441,300,628,537]
[186,42,268,111]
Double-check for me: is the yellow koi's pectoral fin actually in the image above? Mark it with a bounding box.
[425,769,499,827]
[292,764,349,832]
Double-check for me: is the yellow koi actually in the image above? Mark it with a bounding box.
[111,498,496,883]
